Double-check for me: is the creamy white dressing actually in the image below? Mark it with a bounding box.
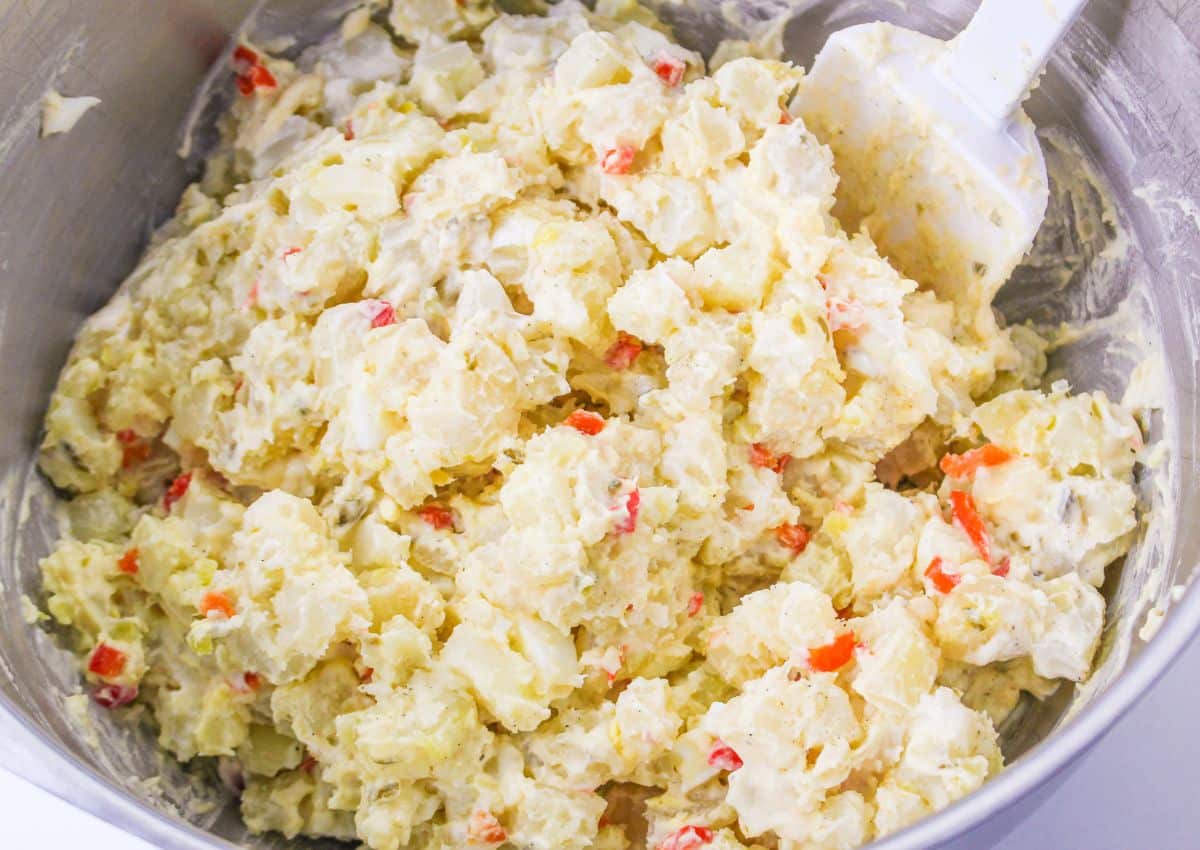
[28,3,1149,849]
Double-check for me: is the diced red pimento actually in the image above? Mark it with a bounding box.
[163,472,192,512]
[779,109,794,125]
[749,443,790,474]
[614,488,640,535]
[808,631,856,672]
[282,246,302,260]
[993,556,1011,578]
[200,590,236,619]
[241,671,262,691]
[601,144,637,175]
[232,45,259,66]
[775,523,811,555]
[924,556,960,594]
[232,45,277,95]
[245,63,275,91]
[93,683,138,709]
[949,490,992,563]
[604,332,644,370]
[651,54,686,87]
[343,119,355,141]
[686,592,704,617]
[836,605,855,620]
[116,429,152,467]
[658,825,715,850]
[230,671,262,694]
[466,810,507,845]
[565,409,606,436]
[940,444,1013,479]
[236,63,277,96]
[707,740,743,772]
[417,504,455,530]
[368,300,396,329]
[117,548,139,575]
[88,643,128,680]
[360,667,375,684]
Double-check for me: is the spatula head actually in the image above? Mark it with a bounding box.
[794,23,1049,332]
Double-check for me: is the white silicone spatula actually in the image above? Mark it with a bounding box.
[795,0,1088,330]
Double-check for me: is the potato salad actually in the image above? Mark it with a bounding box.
[36,2,1143,849]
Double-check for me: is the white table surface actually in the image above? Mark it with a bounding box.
[1,634,1197,848]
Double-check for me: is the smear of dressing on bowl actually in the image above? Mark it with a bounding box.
[39,90,101,137]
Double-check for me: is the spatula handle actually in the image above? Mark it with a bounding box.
[945,0,1089,129]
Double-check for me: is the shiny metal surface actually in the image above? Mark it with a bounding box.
[0,2,1197,848]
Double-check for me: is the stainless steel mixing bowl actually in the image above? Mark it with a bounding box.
[0,1,1197,848]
